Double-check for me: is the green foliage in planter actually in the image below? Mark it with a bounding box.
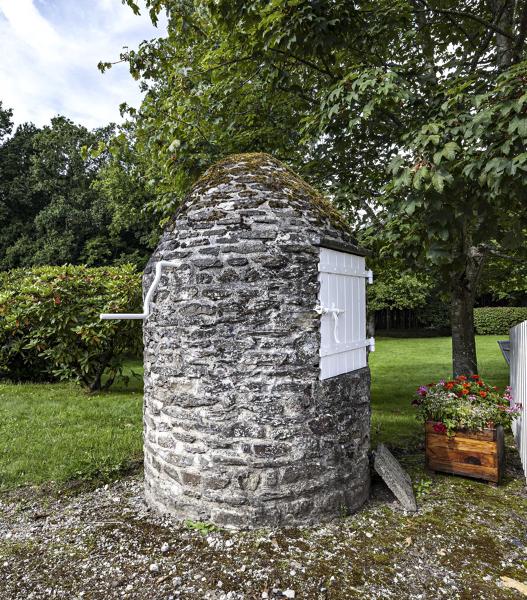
[412,375,519,436]
[0,265,142,391]
[474,307,527,335]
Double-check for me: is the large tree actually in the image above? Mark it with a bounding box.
[117,0,527,375]
[0,112,156,270]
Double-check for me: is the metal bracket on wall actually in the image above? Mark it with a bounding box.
[100,260,178,320]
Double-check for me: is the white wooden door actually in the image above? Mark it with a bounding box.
[318,247,373,380]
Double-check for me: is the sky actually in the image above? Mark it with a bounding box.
[0,0,165,129]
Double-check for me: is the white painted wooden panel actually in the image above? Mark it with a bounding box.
[318,248,370,380]
[510,320,527,482]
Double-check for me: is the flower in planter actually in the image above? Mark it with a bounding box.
[412,375,522,435]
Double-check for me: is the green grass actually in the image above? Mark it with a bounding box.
[370,335,510,448]
[0,336,511,489]
[0,362,144,489]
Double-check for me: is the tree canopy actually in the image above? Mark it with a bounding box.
[0,110,157,271]
[115,0,527,375]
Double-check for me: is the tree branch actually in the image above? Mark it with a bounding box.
[201,55,259,74]
[466,0,514,71]
[482,246,527,262]
[410,0,437,82]
[269,48,338,81]
[414,6,516,39]
[513,0,527,62]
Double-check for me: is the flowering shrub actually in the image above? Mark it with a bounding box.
[412,375,521,435]
[0,265,142,391]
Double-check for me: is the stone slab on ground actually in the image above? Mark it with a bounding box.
[373,443,418,512]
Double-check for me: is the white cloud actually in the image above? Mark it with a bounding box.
[0,0,164,129]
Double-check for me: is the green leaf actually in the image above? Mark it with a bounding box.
[431,171,445,192]
[413,167,429,190]
[442,142,459,160]
[405,200,417,215]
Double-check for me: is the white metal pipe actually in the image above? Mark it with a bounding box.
[100,260,178,321]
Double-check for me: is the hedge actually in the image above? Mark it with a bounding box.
[474,307,527,335]
[0,265,142,391]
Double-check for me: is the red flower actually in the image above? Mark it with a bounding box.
[457,375,467,381]
[479,391,487,398]
[433,422,447,433]
[471,374,480,379]
[461,388,470,395]
[445,382,454,390]
[54,296,61,305]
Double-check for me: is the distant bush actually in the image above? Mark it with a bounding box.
[415,302,451,330]
[474,307,527,335]
[368,273,431,312]
[0,265,142,391]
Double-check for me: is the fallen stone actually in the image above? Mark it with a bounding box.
[501,576,527,596]
[373,444,418,512]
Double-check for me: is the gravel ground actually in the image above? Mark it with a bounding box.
[0,449,526,600]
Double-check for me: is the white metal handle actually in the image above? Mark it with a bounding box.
[315,303,345,344]
[100,260,178,320]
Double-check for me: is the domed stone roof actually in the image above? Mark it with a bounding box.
[158,152,362,254]
[186,152,356,234]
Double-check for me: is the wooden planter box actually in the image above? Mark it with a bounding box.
[425,421,505,484]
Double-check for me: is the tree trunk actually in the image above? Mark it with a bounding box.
[450,243,487,377]
[491,0,515,67]
[89,372,102,393]
[451,283,478,377]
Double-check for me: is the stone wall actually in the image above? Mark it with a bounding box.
[143,153,370,529]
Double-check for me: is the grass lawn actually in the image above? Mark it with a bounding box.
[0,336,511,489]
[370,335,509,448]
[0,364,144,489]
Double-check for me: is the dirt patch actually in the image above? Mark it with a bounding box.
[0,446,526,599]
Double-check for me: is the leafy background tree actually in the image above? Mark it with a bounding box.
[113,0,527,376]
[0,102,13,142]
[0,110,157,271]
[478,250,527,305]
[2,1,526,381]
[0,106,152,389]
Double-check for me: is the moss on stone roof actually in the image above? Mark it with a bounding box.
[192,152,354,235]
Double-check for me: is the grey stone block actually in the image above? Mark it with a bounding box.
[373,444,418,512]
